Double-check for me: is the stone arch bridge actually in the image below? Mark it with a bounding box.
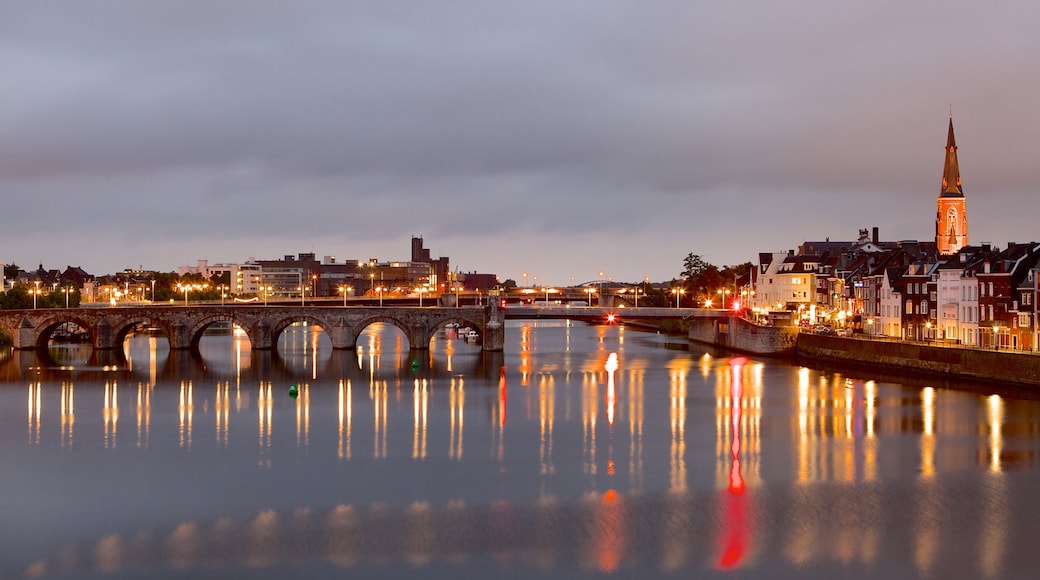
[0,305,505,352]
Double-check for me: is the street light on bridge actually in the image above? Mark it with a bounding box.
[61,286,73,308]
[584,286,596,306]
[672,287,685,308]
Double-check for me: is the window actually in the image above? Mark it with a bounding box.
[919,300,928,315]
[906,300,913,315]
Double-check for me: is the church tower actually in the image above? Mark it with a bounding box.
[936,115,968,254]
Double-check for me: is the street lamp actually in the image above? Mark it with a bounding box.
[61,286,72,308]
[378,286,384,307]
[672,287,685,308]
[718,288,730,310]
[150,279,156,302]
[339,285,350,307]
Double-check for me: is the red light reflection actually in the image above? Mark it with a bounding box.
[718,356,750,569]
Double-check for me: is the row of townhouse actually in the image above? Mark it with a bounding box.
[752,230,1040,351]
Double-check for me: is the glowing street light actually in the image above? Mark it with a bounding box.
[718,288,730,310]
[61,286,72,308]
[33,281,41,309]
[672,287,685,308]
[339,285,351,307]
[584,286,596,306]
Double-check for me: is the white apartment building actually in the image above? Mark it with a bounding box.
[753,252,818,319]
[877,269,902,338]
[177,260,262,295]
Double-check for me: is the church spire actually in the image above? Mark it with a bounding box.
[940,115,963,198]
[935,114,968,255]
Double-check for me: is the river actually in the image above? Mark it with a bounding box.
[2,320,1039,579]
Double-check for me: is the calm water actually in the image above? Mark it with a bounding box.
[2,320,1040,579]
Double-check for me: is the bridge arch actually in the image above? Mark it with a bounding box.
[351,314,417,350]
[187,313,258,351]
[32,313,97,349]
[268,314,335,352]
[107,315,174,350]
[414,313,486,349]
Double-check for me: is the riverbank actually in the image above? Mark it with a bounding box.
[687,315,1040,387]
[795,333,1040,387]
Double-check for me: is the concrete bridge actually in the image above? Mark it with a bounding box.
[0,304,505,352]
[503,306,719,323]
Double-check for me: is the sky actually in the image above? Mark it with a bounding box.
[2,2,1039,286]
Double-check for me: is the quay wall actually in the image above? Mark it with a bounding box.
[795,334,1040,387]
[688,316,799,356]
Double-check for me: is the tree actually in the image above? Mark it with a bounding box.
[681,253,709,279]
[3,263,20,280]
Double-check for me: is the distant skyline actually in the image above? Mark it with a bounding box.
[3,2,1039,285]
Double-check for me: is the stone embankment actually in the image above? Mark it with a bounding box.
[688,315,799,356]
[795,333,1040,387]
[688,316,1040,386]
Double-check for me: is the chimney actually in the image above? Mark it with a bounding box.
[872,227,879,244]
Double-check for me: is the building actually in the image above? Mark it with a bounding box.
[936,116,969,255]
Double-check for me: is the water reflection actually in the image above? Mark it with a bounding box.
[4,322,1040,579]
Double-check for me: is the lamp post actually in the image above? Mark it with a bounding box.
[339,285,349,307]
[584,286,595,306]
[672,287,685,308]
[33,281,40,309]
[219,284,226,306]
[378,286,384,307]
[718,288,730,310]
[179,284,191,306]
[150,279,156,302]
[62,287,71,308]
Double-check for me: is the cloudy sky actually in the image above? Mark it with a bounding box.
[2,2,1038,286]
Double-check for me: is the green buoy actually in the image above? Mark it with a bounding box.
[411,359,420,371]
[289,384,299,398]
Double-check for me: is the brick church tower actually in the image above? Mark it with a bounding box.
[936,115,968,254]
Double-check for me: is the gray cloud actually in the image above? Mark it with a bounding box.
[3,1,1039,284]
